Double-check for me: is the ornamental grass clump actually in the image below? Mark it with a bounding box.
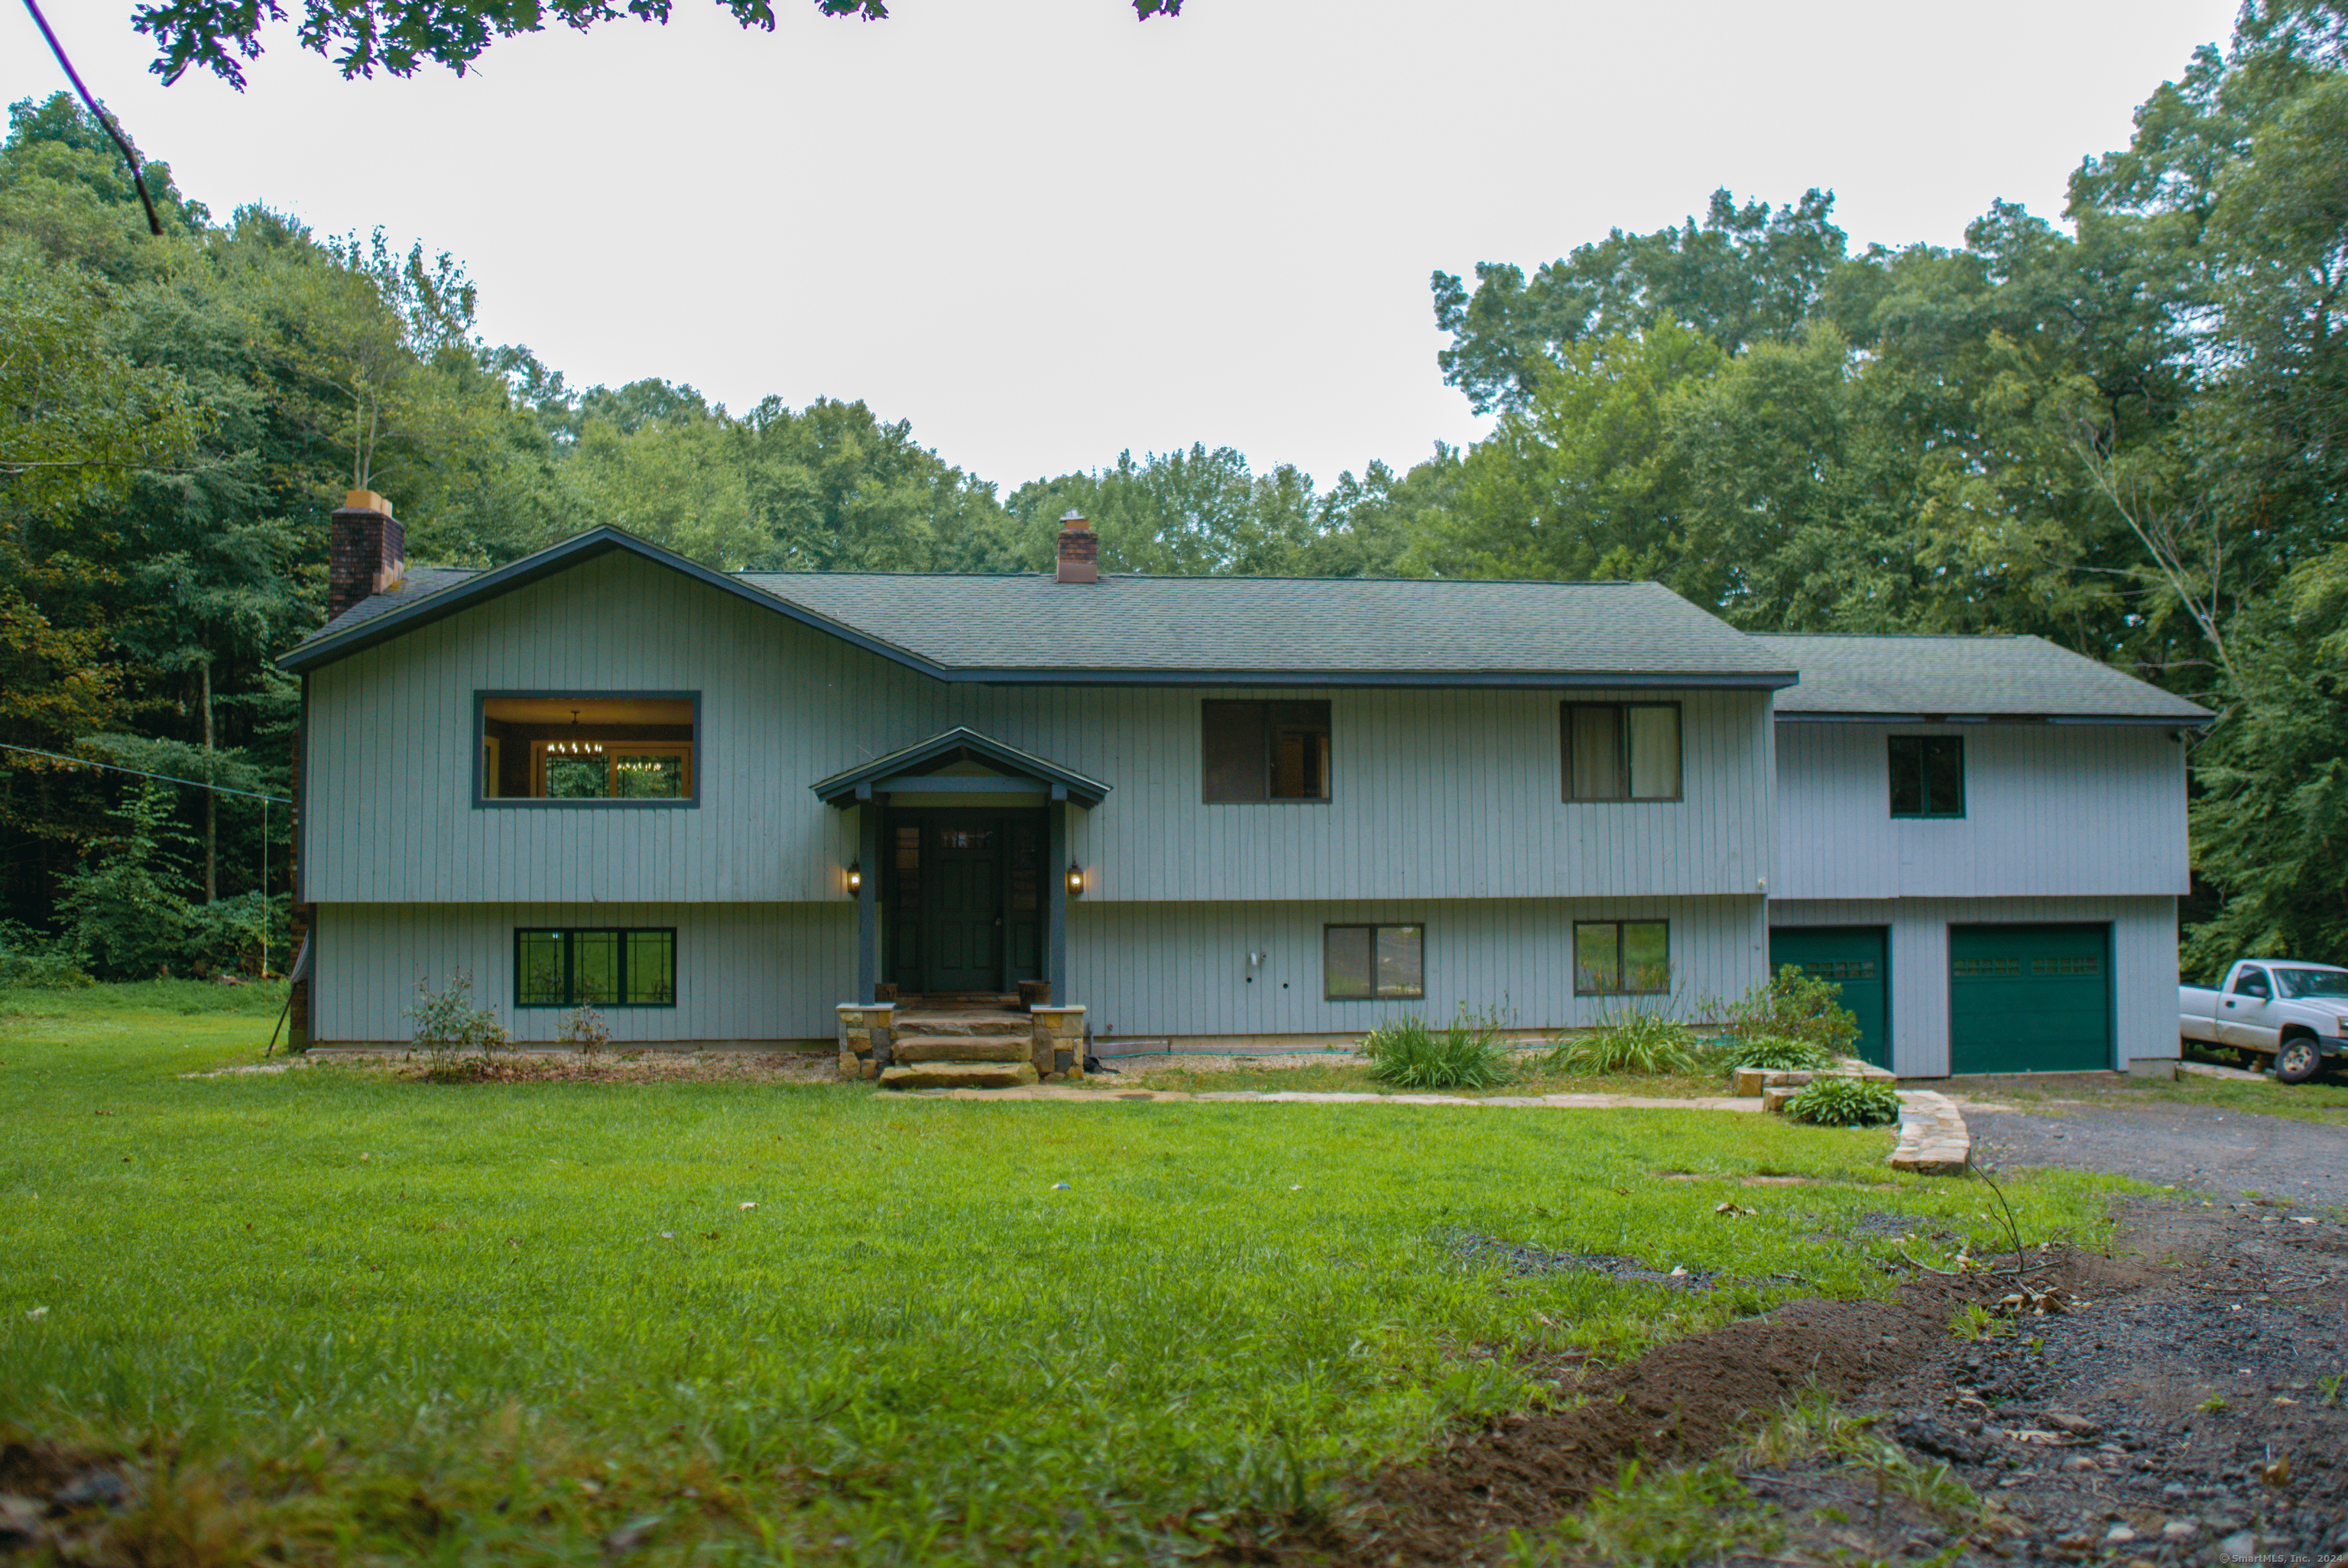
[1547,1009,1702,1076]
[1363,1014,1513,1090]
[1784,1074,1902,1128]
[1732,1035,1834,1073]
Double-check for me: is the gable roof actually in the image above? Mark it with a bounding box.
[1757,633,2213,722]
[280,526,1798,688]
[809,727,1111,807]
[279,528,934,677]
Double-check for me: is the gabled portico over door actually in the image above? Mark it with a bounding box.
[809,728,1111,1005]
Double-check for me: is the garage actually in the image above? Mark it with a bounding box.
[1769,926,1890,1067]
[1948,923,2111,1075]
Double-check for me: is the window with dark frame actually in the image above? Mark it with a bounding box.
[1203,700,1331,802]
[514,928,677,1006]
[478,694,697,804]
[1324,924,1424,1000]
[1888,735,1964,818]
[1572,920,1670,995]
[1562,703,1682,801]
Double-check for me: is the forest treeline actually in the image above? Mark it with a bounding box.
[3,0,2344,979]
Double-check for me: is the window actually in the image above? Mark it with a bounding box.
[1951,957,2021,979]
[514,928,676,1006]
[1324,924,1424,999]
[1562,704,1681,801]
[1888,735,1963,818]
[1573,921,1669,995]
[478,693,697,805]
[1203,701,1331,802]
[2231,966,2271,999]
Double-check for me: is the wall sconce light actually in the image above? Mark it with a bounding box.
[845,861,862,895]
[1065,861,1085,896]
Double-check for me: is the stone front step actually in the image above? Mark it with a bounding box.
[880,1060,1039,1090]
[893,1012,1030,1038]
[893,1034,1031,1064]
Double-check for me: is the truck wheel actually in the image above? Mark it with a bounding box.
[2275,1035,2322,1085]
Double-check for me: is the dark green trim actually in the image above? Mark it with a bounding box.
[1888,734,1966,819]
[511,926,678,1008]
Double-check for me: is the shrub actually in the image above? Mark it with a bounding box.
[1731,1035,1833,1072]
[1363,1015,1513,1090]
[1547,1008,1701,1075]
[0,922,92,989]
[1784,1075,1902,1128]
[559,1005,611,1054]
[406,972,510,1065]
[1708,965,1860,1060]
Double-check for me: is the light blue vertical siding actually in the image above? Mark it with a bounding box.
[1070,895,1768,1039]
[306,551,1776,905]
[1772,721,2188,900]
[311,894,1769,1042]
[313,902,852,1043]
[1767,895,2178,1076]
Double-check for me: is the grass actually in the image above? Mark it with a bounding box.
[0,983,2137,1566]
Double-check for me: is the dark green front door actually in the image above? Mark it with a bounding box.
[1948,923,2110,1075]
[1770,926,1890,1067]
[924,820,1001,993]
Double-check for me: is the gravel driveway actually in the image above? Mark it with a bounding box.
[1962,1099,2348,1209]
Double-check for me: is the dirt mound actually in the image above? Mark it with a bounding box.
[1286,1276,1981,1565]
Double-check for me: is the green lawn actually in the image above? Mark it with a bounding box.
[0,985,2133,1566]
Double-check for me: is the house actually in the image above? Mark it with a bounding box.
[278,492,2209,1077]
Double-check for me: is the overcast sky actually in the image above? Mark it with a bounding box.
[5,0,2239,492]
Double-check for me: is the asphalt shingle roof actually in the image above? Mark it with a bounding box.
[741,572,1792,680]
[1757,633,2212,721]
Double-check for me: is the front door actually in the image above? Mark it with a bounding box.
[923,819,1002,993]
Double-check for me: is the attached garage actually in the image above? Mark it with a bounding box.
[1947,923,2111,1074]
[1769,925,1890,1067]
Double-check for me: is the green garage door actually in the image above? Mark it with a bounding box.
[1948,924,2110,1075]
[1770,927,1890,1067]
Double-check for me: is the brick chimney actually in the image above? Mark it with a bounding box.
[327,489,407,622]
[1055,510,1098,585]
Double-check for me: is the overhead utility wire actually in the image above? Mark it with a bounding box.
[20,0,166,237]
[0,742,290,803]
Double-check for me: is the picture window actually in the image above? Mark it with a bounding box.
[478,693,697,805]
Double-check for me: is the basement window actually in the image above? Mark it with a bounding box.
[1574,921,1670,996]
[514,928,677,1007]
[477,693,698,805]
[1888,735,1964,818]
[1203,701,1331,803]
[1562,703,1681,802]
[1324,924,1424,1000]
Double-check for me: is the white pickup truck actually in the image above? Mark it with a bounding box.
[2179,960,2348,1083]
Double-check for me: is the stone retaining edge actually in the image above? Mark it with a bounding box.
[1889,1089,1970,1176]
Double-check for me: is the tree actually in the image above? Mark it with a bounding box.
[1431,189,1847,415]
[135,0,1185,90]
